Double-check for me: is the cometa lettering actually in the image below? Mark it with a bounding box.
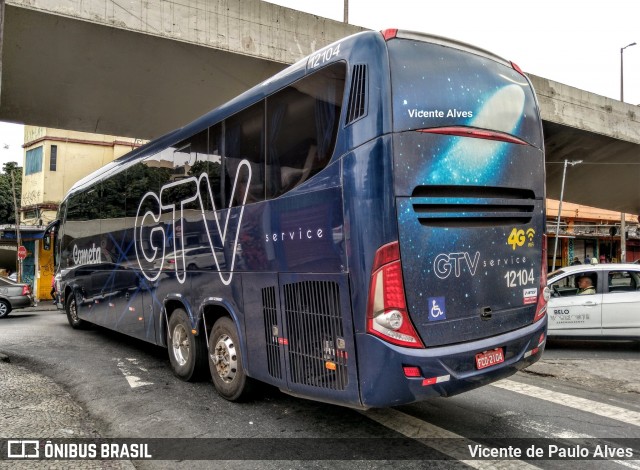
[72,243,102,266]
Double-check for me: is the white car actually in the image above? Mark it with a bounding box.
[547,263,640,340]
[153,246,226,272]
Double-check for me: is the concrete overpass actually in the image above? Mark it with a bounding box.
[1,0,639,214]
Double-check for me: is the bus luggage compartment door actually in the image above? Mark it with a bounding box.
[244,273,359,404]
[243,273,359,405]
[278,273,359,405]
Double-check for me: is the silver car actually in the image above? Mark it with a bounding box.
[547,263,640,340]
[0,275,34,318]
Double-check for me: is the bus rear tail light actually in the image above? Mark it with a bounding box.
[381,29,398,41]
[418,127,527,145]
[403,366,421,377]
[366,241,424,349]
[511,61,525,77]
[533,235,550,323]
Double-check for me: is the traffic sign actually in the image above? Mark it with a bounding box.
[17,245,27,260]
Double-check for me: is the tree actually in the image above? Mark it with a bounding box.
[0,162,22,224]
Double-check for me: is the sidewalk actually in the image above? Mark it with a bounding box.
[23,301,64,312]
[0,304,134,468]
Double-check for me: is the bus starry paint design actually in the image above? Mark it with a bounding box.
[45,29,549,408]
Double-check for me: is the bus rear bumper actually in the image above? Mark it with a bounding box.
[356,317,547,408]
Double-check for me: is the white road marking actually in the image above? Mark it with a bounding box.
[363,379,640,468]
[115,358,153,389]
[615,460,640,470]
[496,409,640,469]
[492,379,640,428]
[362,408,539,469]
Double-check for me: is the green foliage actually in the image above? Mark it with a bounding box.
[0,163,22,224]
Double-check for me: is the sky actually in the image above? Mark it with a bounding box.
[267,0,640,103]
[0,122,26,170]
[1,0,638,169]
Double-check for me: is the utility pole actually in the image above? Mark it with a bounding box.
[552,159,582,271]
[343,0,348,23]
[10,169,22,282]
[621,213,626,262]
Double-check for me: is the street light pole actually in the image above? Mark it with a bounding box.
[619,42,635,262]
[621,42,636,102]
[552,159,582,271]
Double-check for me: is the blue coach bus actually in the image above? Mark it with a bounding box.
[47,29,549,408]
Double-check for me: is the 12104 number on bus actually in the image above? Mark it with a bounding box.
[504,269,534,287]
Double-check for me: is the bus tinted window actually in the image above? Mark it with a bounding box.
[62,187,101,268]
[225,101,264,205]
[389,40,542,148]
[102,171,127,220]
[266,62,346,198]
[202,124,223,210]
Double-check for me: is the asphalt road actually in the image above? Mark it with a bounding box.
[0,307,638,469]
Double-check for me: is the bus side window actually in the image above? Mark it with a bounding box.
[201,124,223,210]
[266,62,346,199]
[225,102,265,205]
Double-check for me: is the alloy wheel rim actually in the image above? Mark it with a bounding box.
[70,301,78,322]
[172,324,190,366]
[212,334,237,383]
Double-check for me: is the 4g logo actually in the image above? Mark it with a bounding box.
[507,228,535,250]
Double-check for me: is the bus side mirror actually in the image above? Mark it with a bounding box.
[42,219,60,251]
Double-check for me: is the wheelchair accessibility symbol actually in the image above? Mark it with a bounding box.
[428,297,446,321]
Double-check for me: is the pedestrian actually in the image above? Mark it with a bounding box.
[585,255,591,264]
[50,276,58,305]
[571,257,581,265]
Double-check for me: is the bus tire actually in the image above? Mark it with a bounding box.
[167,309,207,382]
[209,316,254,401]
[66,293,89,329]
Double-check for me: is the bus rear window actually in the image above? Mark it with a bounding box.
[389,40,542,149]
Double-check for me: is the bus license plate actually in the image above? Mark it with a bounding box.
[475,348,504,370]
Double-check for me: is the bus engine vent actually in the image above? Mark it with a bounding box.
[346,64,368,125]
[262,286,282,380]
[411,185,536,228]
[283,280,348,390]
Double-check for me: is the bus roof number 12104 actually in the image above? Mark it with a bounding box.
[46,29,549,408]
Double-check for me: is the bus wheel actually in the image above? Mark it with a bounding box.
[167,309,207,381]
[66,294,89,329]
[209,316,254,401]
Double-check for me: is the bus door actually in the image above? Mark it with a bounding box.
[104,265,149,340]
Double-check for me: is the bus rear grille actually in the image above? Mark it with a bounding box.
[346,64,367,125]
[283,281,348,390]
[411,185,536,228]
[262,286,282,380]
